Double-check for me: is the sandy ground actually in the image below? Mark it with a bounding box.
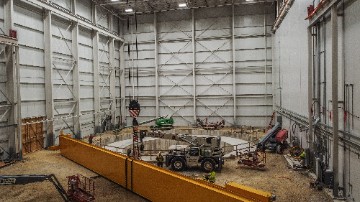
[0,151,147,202]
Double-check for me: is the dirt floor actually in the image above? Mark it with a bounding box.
[0,127,333,202]
[0,151,148,202]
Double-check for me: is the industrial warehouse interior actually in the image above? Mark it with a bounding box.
[0,0,359,201]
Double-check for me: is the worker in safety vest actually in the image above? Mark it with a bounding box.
[156,152,164,167]
[204,171,216,183]
[299,150,306,167]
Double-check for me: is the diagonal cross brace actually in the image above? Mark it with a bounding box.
[197,71,233,96]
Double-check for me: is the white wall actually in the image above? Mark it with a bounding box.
[123,3,275,127]
[0,0,122,155]
[273,0,360,200]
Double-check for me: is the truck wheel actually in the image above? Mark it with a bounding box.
[171,157,185,171]
[201,159,215,172]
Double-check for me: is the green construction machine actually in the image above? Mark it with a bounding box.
[150,117,174,130]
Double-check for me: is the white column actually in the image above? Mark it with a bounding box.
[331,5,339,197]
[93,31,101,132]
[232,4,237,126]
[44,10,54,145]
[109,38,116,126]
[72,22,81,137]
[154,13,159,118]
[120,43,126,126]
[192,9,197,123]
[4,0,14,34]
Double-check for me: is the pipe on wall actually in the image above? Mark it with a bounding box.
[308,26,314,151]
[331,4,339,197]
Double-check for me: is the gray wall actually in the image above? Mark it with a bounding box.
[123,3,274,127]
[0,0,122,157]
[273,0,360,201]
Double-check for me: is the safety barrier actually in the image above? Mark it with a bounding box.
[59,135,273,202]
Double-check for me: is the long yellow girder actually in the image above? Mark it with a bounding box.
[59,135,273,202]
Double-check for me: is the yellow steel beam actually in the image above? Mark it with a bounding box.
[59,135,271,202]
[225,182,275,202]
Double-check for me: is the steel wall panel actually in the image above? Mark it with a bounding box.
[235,14,265,27]
[133,32,155,42]
[0,1,3,21]
[18,47,44,67]
[51,0,71,11]
[236,97,271,106]
[196,74,232,85]
[344,0,360,136]
[16,26,44,50]
[20,84,45,101]
[80,98,94,111]
[235,73,272,84]
[14,4,43,32]
[53,86,73,100]
[79,28,93,46]
[96,6,109,29]
[273,0,308,116]
[159,75,192,85]
[79,85,94,98]
[79,72,94,84]
[79,45,93,59]
[21,101,46,118]
[123,4,273,126]
[20,66,45,84]
[52,37,72,56]
[158,10,192,22]
[79,59,93,73]
[233,4,272,16]
[234,26,269,36]
[76,0,92,21]
[235,37,271,49]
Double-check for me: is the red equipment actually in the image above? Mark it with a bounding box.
[275,129,288,144]
[196,118,225,130]
[9,29,17,39]
[307,5,315,16]
[67,175,95,202]
[238,151,266,169]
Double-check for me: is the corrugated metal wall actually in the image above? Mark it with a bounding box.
[273,0,360,201]
[0,1,275,157]
[123,3,274,127]
[0,0,122,157]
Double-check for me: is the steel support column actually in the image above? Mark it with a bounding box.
[264,6,268,125]
[154,13,159,118]
[4,0,14,35]
[109,38,116,126]
[192,9,197,123]
[331,5,339,197]
[71,22,81,137]
[232,4,237,126]
[44,10,55,146]
[93,31,101,132]
[120,43,126,127]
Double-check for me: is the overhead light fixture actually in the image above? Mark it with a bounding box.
[111,0,119,2]
[125,8,133,13]
[246,0,255,2]
[178,3,187,8]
